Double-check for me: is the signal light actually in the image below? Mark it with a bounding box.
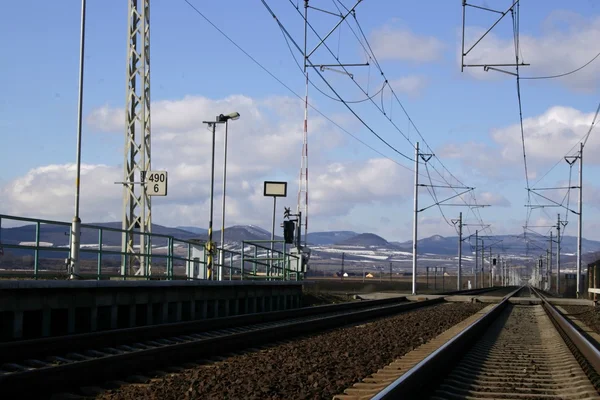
[283,220,295,244]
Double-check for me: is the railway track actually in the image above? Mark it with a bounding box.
[337,286,600,400]
[0,292,465,398]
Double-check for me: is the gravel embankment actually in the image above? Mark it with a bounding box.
[96,302,487,400]
[561,305,600,334]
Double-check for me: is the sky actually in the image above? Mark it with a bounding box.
[1,0,600,246]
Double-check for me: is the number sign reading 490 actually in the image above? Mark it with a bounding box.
[146,171,168,196]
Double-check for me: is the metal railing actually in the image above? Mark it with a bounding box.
[240,240,303,281]
[0,214,302,281]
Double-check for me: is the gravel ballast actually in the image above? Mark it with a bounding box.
[96,302,487,400]
[561,305,600,334]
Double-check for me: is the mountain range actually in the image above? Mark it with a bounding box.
[1,222,599,257]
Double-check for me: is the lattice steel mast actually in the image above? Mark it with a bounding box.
[298,0,309,246]
[122,0,151,276]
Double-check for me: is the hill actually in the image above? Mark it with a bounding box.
[0,222,199,247]
[215,225,282,242]
[176,226,207,235]
[306,231,358,245]
[336,233,390,247]
[3,221,600,263]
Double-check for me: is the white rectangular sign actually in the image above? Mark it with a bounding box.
[264,181,287,197]
[146,171,168,196]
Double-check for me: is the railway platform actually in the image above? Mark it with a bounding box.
[0,279,302,341]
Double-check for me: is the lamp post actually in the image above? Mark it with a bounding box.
[202,112,239,280]
[217,112,240,281]
[69,0,87,280]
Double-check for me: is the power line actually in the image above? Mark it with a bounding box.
[182,0,416,171]
[351,8,472,190]
[277,22,387,105]
[531,99,600,188]
[346,6,490,223]
[287,0,415,147]
[286,0,492,231]
[582,100,600,147]
[269,0,492,235]
[261,0,415,163]
[511,6,530,192]
[346,3,494,231]
[424,163,454,227]
[521,51,600,80]
[509,3,535,249]
[275,18,457,187]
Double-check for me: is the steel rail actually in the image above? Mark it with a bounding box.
[371,286,524,400]
[531,286,600,374]
[0,297,444,397]
[438,286,505,295]
[0,296,408,363]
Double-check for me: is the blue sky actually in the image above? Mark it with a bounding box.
[1,0,600,246]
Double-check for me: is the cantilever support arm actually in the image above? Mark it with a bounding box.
[528,190,579,215]
[306,0,362,58]
[418,189,473,213]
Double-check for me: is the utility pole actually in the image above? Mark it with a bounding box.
[452,213,463,290]
[577,142,583,298]
[411,142,433,295]
[495,254,500,286]
[481,239,484,289]
[497,257,504,286]
[557,214,561,294]
[497,257,501,286]
[69,0,86,280]
[488,246,492,288]
[545,249,549,290]
[341,252,344,281]
[538,254,544,289]
[389,261,392,281]
[474,230,478,289]
[412,142,419,295]
[549,231,553,291]
[565,146,583,297]
[207,122,218,277]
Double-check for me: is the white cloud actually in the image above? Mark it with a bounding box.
[1,94,417,234]
[583,184,600,210]
[86,105,122,132]
[491,106,598,166]
[440,142,516,180]
[310,158,413,217]
[370,25,444,62]
[479,192,511,207]
[441,105,600,181]
[462,12,600,90]
[0,164,121,222]
[389,75,429,97]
